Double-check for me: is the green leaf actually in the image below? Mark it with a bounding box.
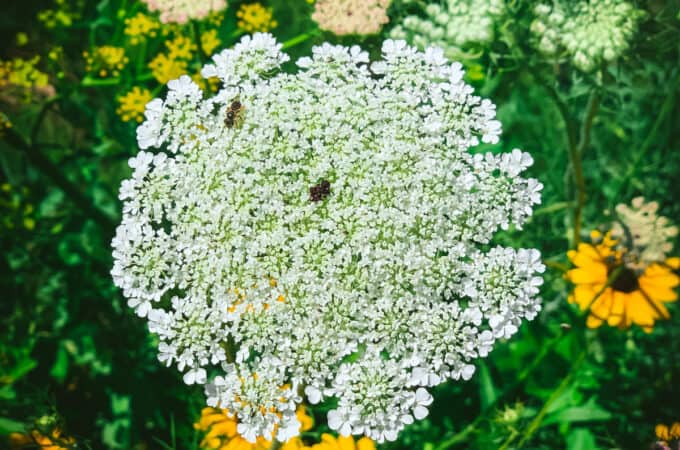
[50,345,69,383]
[0,417,25,434]
[566,428,598,450]
[543,399,612,426]
[478,361,497,409]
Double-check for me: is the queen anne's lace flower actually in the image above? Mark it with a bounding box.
[531,0,645,72]
[390,0,504,57]
[141,0,227,24]
[112,33,544,444]
[312,0,391,36]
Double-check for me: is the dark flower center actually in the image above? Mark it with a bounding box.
[609,266,639,293]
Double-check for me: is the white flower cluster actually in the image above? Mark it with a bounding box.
[611,197,678,271]
[390,0,504,57]
[112,33,545,444]
[531,0,645,72]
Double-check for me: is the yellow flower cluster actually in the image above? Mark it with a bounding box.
[124,12,161,45]
[148,34,201,84]
[166,34,197,60]
[237,3,278,33]
[116,87,154,123]
[201,29,222,55]
[195,407,376,450]
[84,46,129,78]
[566,230,679,332]
[149,53,188,84]
[37,0,78,29]
[0,57,49,90]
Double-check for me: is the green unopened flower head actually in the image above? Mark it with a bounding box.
[532,0,646,72]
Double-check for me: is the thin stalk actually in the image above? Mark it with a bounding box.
[571,90,600,246]
[282,30,320,50]
[512,350,587,449]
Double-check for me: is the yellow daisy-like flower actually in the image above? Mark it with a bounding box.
[201,29,222,56]
[166,34,197,60]
[566,230,680,332]
[84,46,128,78]
[236,3,278,33]
[310,434,376,450]
[124,12,160,45]
[195,406,314,450]
[656,422,680,442]
[116,87,153,123]
[148,53,188,84]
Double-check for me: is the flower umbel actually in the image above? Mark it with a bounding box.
[237,3,278,33]
[312,0,391,35]
[113,34,544,444]
[531,0,645,72]
[117,87,154,123]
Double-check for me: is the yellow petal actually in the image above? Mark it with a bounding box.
[656,424,670,441]
[666,257,680,269]
[356,438,376,450]
[606,291,626,326]
[586,314,604,329]
[567,266,607,285]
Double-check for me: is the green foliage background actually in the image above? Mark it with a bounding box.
[1,0,679,449]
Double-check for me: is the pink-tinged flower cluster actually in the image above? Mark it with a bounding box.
[141,0,227,24]
[312,0,391,36]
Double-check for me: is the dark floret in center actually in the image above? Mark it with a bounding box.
[610,266,639,293]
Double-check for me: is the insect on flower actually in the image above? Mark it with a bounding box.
[309,179,331,202]
[224,97,245,128]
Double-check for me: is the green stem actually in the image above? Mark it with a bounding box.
[282,30,320,50]
[512,350,587,449]
[571,90,600,246]
[81,76,121,87]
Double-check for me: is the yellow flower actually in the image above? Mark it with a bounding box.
[84,46,128,78]
[236,3,278,33]
[310,434,376,450]
[166,34,197,60]
[117,87,154,123]
[2,56,49,89]
[566,230,680,332]
[124,12,160,45]
[148,53,188,84]
[194,407,279,450]
[656,422,680,442]
[9,428,74,450]
[201,29,222,56]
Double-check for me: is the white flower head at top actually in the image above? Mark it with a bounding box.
[112,34,545,444]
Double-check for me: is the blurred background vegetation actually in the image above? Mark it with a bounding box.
[1,0,679,449]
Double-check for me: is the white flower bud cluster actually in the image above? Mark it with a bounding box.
[389,0,504,57]
[531,0,645,72]
[112,33,545,444]
[611,197,678,271]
